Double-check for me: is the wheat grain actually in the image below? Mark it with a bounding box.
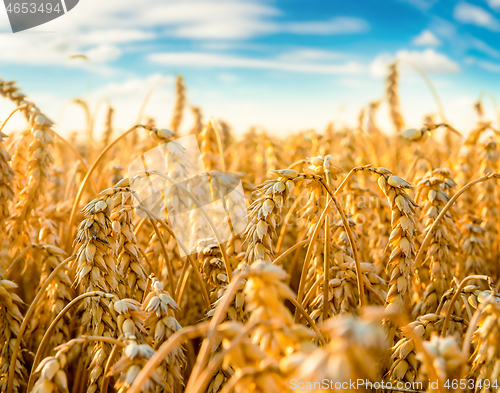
[0,276,27,393]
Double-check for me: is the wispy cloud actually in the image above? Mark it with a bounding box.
[275,48,347,62]
[281,17,369,35]
[413,30,441,46]
[0,33,120,73]
[454,2,500,31]
[473,59,500,72]
[44,0,368,40]
[468,37,500,59]
[79,29,156,45]
[149,51,366,74]
[398,0,438,11]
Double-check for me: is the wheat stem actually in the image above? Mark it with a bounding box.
[133,204,211,309]
[0,106,24,132]
[27,291,112,392]
[415,173,500,268]
[64,125,142,252]
[186,272,249,390]
[128,323,209,393]
[319,178,365,307]
[51,129,98,194]
[100,343,120,393]
[295,199,333,322]
[441,275,495,337]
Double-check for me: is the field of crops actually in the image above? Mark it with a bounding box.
[0,64,499,393]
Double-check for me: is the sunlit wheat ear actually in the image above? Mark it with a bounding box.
[113,298,147,341]
[148,127,178,148]
[245,261,316,359]
[293,315,388,392]
[0,131,14,235]
[259,135,282,184]
[30,349,69,393]
[478,138,499,266]
[0,81,53,233]
[213,262,316,393]
[199,121,220,171]
[386,62,405,132]
[299,159,329,317]
[28,245,72,351]
[199,243,229,303]
[469,300,500,385]
[459,215,488,279]
[189,106,203,137]
[218,120,233,150]
[109,180,147,301]
[0,276,27,393]
[203,260,249,393]
[101,105,114,149]
[142,276,185,391]
[244,169,298,264]
[170,75,186,133]
[8,129,30,194]
[455,145,479,215]
[366,100,382,135]
[217,321,289,393]
[7,109,54,255]
[370,167,417,316]
[417,334,465,391]
[73,195,121,295]
[109,338,166,393]
[73,193,124,392]
[306,260,387,323]
[389,314,449,386]
[47,168,65,204]
[368,199,392,278]
[413,174,458,318]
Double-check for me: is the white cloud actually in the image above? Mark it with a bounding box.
[282,17,369,35]
[0,33,120,76]
[476,59,500,72]
[79,29,156,45]
[276,48,346,62]
[218,73,239,82]
[149,52,366,75]
[413,30,441,46]
[0,34,77,65]
[44,0,368,40]
[370,49,460,76]
[454,3,500,31]
[0,0,370,69]
[398,49,459,73]
[487,0,500,9]
[85,44,122,63]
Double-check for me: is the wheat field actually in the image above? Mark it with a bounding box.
[0,63,499,393]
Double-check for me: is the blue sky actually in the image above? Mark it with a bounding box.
[1,0,500,136]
